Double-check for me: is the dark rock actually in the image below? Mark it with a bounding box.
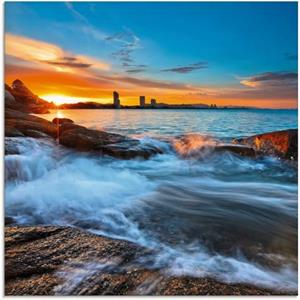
[172,134,256,158]
[5,80,54,114]
[5,139,21,155]
[52,118,74,125]
[23,130,50,138]
[101,142,163,159]
[5,225,290,296]
[5,126,25,137]
[215,144,256,157]
[5,109,58,138]
[5,217,15,226]
[5,108,160,159]
[58,124,161,159]
[233,129,298,160]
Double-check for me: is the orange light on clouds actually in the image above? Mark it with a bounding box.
[5,34,297,109]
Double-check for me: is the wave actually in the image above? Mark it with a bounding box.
[5,136,298,291]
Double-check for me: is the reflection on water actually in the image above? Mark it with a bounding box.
[39,108,297,139]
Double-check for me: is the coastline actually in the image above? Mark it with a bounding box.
[4,84,298,295]
[5,225,294,296]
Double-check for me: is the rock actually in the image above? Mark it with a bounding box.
[172,134,256,158]
[5,109,58,138]
[5,217,15,226]
[5,90,16,104]
[101,142,163,159]
[52,118,74,125]
[5,108,161,159]
[215,144,256,157]
[58,123,161,159]
[233,129,298,160]
[5,225,289,296]
[5,80,54,114]
[5,126,25,137]
[28,105,50,114]
[5,139,21,155]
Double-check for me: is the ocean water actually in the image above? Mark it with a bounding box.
[5,109,298,292]
[42,108,297,139]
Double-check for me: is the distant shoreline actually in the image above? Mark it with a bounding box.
[53,107,296,110]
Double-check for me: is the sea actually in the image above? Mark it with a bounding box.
[5,108,298,291]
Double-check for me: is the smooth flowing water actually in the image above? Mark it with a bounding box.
[5,109,298,291]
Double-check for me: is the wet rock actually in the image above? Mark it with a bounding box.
[233,129,298,160]
[5,108,161,159]
[5,126,25,137]
[5,139,21,155]
[215,144,256,157]
[5,109,58,138]
[5,225,289,296]
[52,118,74,125]
[58,123,161,159]
[172,134,256,158]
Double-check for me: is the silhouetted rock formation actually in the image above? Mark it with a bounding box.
[5,80,55,114]
[233,129,298,160]
[5,226,288,296]
[52,117,74,125]
[5,109,58,138]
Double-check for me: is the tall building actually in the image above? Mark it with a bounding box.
[150,99,157,106]
[139,96,145,107]
[113,91,120,108]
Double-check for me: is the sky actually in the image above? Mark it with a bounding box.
[5,2,298,108]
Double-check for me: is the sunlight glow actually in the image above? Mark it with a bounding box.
[41,94,94,105]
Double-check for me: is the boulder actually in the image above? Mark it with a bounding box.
[5,80,54,114]
[233,129,298,160]
[5,225,287,296]
[58,123,161,159]
[215,144,256,157]
[172,134,256,158]
[5,109,58,138]
[5,108,161,159]
[52,118,74,125]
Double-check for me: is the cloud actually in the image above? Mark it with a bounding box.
[99,74,196,90]
[5,33,110,72]
[211,71,298,103]
[240,71,297,88]
[161,61,208,74]
[65,2,90,25]
[126,69,146,73]
[109,29,141,65]
[45,57,92,68]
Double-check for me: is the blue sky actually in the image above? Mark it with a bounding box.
[5,2,298,107]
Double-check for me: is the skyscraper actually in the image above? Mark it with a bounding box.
[150,99,157,106]
[139,96,145,107]
[113,91,120,108]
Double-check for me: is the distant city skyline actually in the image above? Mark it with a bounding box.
[5,2,298,108]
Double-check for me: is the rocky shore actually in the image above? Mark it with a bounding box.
[5,225,292,296]
[4,80,298,295]
[5,80,297,161]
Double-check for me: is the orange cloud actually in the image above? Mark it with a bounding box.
[5,33,110,73]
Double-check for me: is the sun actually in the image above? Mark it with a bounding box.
[41,94,70,105]
[41,94,100,105]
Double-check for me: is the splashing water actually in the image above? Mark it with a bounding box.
[5,134,298,291]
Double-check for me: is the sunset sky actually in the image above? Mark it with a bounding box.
[5,2,298,108]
